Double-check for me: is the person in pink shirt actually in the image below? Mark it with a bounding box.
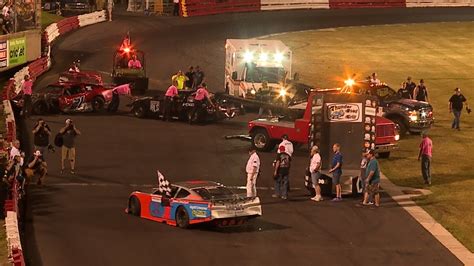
[418,132,433,185]
[21,75,33,117]
[189,83,214,124]
[128,55,142,69]
[163,82,179,121]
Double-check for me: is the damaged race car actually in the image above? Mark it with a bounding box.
[28,82,130,115]
[58,70,104,85]
[126,177,262,228]
[128,90,240,123]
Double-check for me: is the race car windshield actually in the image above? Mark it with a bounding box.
[245,63,285,84]
[193,187,234,200]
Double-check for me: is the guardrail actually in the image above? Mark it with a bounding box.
[1,10,107,266]
[181,0,260,17]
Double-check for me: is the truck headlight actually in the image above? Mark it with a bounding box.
[408,111,418,121]
[395,134,400,141]
[250,88,256,95]
[279,88,287,97]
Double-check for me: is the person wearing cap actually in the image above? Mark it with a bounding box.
[163,82,179,121]
[362,150,381,207]
[404,76,416,99]
[245,147,260,198]
[449,88,470,131]
[413,79,429,102]
[309,145,323,202]
[273,145,291,200]
[189,83,214,124]
[418,132,433,185]
[277,134,294,157]
[25,150,47,185]
[21,74,33,117]
[328,143,343,201]
[59,119,81,174]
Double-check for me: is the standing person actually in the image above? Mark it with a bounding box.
[370,72,381,86]
[184,66,194,90]
[189,83,214,124]
[163,82,178,121]
[328,143,343,201]
[245,147,260,198]
[397,82,411,99]
[9,140,24,166]
[362,150,381,207]
[273,146,291,200]
[173,0,179,16]
[24,150,47,185]
[192,66,205,89]
[59,119,81,174]
[277,134,294,157]
[449,88,470,131]
[413,79,429,102]
[107,0,113,21]
[21,74,33,117]
[404,76,416,99]
[359,148,369,196]
[309,145,323,202]
[418,133,433,186]
[32,118,52,159]
[171,70,188,90]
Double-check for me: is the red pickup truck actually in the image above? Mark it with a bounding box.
[248,91,399,158]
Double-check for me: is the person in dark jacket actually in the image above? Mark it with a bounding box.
[413,79,429,102]
[32,118,52,159]
[449,88,470,130]
[404,76,416,99]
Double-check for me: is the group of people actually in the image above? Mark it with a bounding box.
[0,1,13,34]
[171,66,205,91]
[244,136,383,206]
[397,76,429,102]
[3,118,81,189]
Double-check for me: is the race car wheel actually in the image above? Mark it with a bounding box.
[92,97,105,112]
[133,104,146,118]
[32,101,47,115]
[176,206,190,229]
[251,129,274,152]
[129,196,141,216]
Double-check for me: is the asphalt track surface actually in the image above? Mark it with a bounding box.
[23,8,474,266]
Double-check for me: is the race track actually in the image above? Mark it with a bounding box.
[23,7,474,266]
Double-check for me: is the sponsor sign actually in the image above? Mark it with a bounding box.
[325,103,362,122]
[0,40,7,68]
[8,37,27,67]
[365,107,376,116]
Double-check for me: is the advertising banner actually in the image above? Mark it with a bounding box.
[0,40,7,68]
[325,103,363,122]
[7,37,27,67]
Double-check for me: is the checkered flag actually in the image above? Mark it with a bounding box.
[157,170,172,197]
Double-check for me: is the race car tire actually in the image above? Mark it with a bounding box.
[92,96,105,112]
[251,128,275,152]
[176,206,190,229]
[133,104,147,118]
[129,196,141,216]
[32,101,48,115]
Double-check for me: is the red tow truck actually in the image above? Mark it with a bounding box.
[248,91,399,158]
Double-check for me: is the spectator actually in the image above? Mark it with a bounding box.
[9,140,23,165]
[404,76,416,99]
[171,70,188,90]
[449,88,470,131]
[107,0,114,21]
[309,145,323,202]
[328,143,343,201]
[245,147,260,198]
[163,82,178,121]
[21,74,33,118]
[397,82,411,99]
[59,119,81,174]
[418,132,433,186]
[273,146,291,200]
[184,66,194,89]
[192,66,205,89]
[3,155,22,187]
[128,55,142,69]
[413,79,429,102]
[24,150,47,185]
[173,0,179,16]
[359,148,369,197]
[362,150,381,207]
[370,72,381,86]
[277,134,294,157]
[189,83,214,124]
[32,118,52,158]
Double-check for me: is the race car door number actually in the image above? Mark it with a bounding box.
[150,101,160,112]
[71,96,85,110]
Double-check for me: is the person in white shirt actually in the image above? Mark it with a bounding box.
[277,134,293,157]
[245,148,260,198]
[370,72,381,86]
[309,145,322,202]
[9,140,24,166]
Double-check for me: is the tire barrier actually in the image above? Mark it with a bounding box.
[1,10,107,266]
[180,0,472,16]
